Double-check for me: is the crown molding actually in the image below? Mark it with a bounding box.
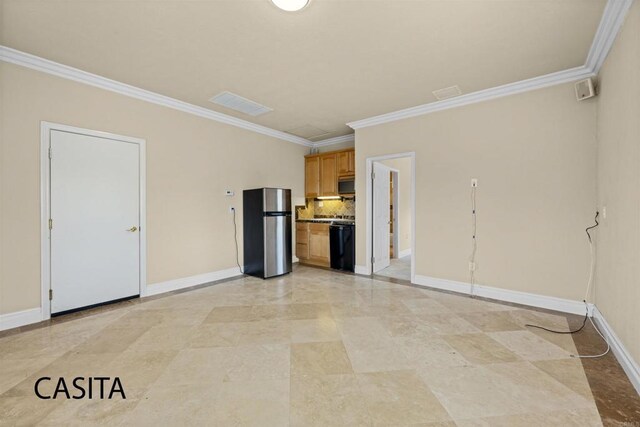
[0,46,313,147]
[312,134,355,148]
[586,0,635,73]
[348,0,633,130]
[2,0,633,137]
[347,66,595,129]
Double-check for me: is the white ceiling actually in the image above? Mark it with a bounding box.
[0,0,607,141]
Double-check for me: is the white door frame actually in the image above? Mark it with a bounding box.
[40,121,147,320]
[365,152,416,282]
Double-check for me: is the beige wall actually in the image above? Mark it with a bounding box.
[381,157,412,254]
[355,82,598,301]
[595,2,640,364]
[0,62,306,314]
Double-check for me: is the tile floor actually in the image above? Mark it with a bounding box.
[0,266,637,426]
[375,255,411,281]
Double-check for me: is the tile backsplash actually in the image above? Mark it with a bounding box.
[296,204,314,219]
[296,198,355,219]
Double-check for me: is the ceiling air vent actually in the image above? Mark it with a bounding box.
[433,85,462,101]
[286,125,330,140]
[209,91,273,116]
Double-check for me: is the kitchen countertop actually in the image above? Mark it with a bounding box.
[296,218,355,224]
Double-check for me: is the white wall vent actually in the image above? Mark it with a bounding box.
[287,125,330,140]
[209,91,273,116]
[433,85,462,101]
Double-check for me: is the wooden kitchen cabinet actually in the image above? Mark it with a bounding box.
[320,154,338,196]
[296,242,309,260]
[337,150,355,177]
[296,222,310,260]
[305,156,320,198]
[296,222,330,267]
[308,223,330,265]
[305,148,355,198]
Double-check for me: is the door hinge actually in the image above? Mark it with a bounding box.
[371,256,375,264]
[371,171,375,180]
[49,289,53,301]
[49,219,53,230]
[48,147,52,159]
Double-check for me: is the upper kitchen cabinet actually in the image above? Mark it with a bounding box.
[320,154,338,196]
[305,156,320,198]
[337,150,355,177]
[305,148,355,198]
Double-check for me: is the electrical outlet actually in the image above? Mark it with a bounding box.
[471,178,478,188]
[468,262,476,271]
[229,206,235,213]
[602,206,607,219]
[225,190,235,197]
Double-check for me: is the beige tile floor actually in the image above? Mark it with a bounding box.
[375,255,411,281]
[0,266,603,426]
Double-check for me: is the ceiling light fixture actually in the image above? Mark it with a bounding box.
[271,0,309,12]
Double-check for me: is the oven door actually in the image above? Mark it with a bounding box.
[338,178,355,195]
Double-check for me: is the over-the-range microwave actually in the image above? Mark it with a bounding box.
[338,177,355,195]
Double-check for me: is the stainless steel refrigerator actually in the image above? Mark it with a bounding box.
[243,188,292,279]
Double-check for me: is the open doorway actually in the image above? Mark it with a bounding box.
[366,153,415,282]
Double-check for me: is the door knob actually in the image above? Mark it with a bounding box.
[127,226,138,232]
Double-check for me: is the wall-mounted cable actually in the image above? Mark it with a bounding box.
[583,212,600,302]
[469,182,478,296]
[525,211,610,359]
[232,207,244,274]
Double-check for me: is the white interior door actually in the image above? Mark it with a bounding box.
[50,130,140,314]
[373,162,391,272]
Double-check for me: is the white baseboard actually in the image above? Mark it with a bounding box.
[398,249,412,258]
[145,267,242,297]
[412,275,589,315]
[592,306,640,394]
[0,307,43,331]
[293,256,300,263]
[0,267,242,331]
[355,265,370,275]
